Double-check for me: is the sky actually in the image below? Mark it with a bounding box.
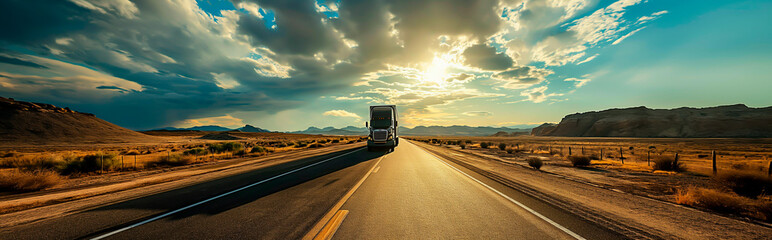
[0,0,770,131]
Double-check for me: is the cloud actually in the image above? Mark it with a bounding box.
[0,0,668,129]
[463,111,492,117]
[323,110,361,119]
[612,27,645,45]
[492,66,553,89]
[175,114,245,129]
[564,77,591,87]
[520,86,561,103]
[462,44,514,70]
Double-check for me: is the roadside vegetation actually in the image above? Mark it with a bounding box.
[0,135,362,193]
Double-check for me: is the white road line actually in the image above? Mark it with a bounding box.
[91,148,364,240]
[411,142,586,240]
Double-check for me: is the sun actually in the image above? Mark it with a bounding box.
[423,56,449,87]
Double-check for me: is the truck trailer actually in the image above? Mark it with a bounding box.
[366,105,399,151]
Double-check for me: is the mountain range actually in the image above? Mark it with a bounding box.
[151,124,271,133]
[289,125,531,136]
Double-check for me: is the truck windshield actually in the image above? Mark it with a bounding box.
[370,108,392,129]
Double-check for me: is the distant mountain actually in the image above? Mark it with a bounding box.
[399,125,530,136]
[238,124,270,132]
[152,125,233,131]
[531,104,772,137]
[289,125,529,136]
[290,126,364,135]
[503,124,541,129]
[0,97,157,144]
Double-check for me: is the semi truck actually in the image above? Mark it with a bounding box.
[366,105,399,151]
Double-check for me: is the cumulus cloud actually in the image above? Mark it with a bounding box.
[492,66,554,89]
[462,44,514,70]
[323,109,361,119]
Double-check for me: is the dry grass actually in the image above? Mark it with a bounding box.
[675,186,772,221]
[0,170,61,192]
[717,170,772,198]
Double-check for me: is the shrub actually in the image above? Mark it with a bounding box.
[465,140,472,144]
[183,148,208,156]
[676,187,748,214]
[498,143,507,151]
[480,142,490,148]
[146,154,193,167]
[652,156,686,172]
[250,146,266,153]
[0,170,61,192]
[568,155,591,167]
[308,143,323,148]
[718,171,772,198]
[59,153,118,174]
[332,139,340,143]
[296,142,308,147]
[527,157,543,170]
[222,142,243,151]
[234,149,247,156]
[207,143,226,153]
[459,143,466,149]
[505,148,514,154]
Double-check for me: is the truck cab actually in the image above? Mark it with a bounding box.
[366,105,399,151]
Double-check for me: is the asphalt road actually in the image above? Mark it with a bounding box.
[1,141,626,239]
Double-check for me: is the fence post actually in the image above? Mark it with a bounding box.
[767,161,771,177]
[121,155,124,170]
[712,150,717,176]
[619,147,624,164]
[674,153,679,169]
[134,155,137,169]
[581,147,585,155]
[647,151,650,166]
[100,153,104,174]
[568,147,572,156]
[600,148,603,160]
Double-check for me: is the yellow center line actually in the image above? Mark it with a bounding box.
[302,154,386,240]
[313,210,349,240]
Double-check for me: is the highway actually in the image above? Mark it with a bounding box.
[1,141,626,239]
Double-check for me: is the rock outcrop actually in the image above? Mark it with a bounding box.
[531,104,772,138]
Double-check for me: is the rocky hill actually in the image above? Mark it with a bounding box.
[531,104,772,138]
[0,97,157,145]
